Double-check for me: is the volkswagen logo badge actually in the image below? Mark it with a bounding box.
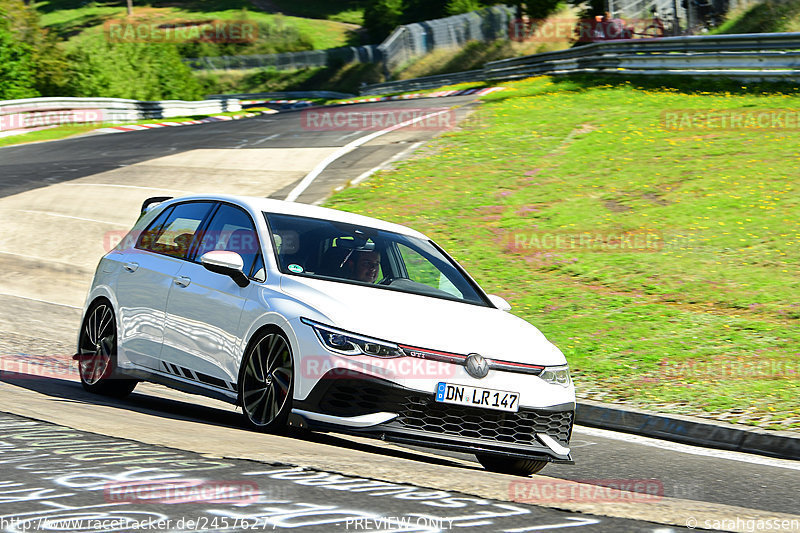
[465,353,489,379]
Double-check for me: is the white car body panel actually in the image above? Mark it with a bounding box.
[115,248,183,370]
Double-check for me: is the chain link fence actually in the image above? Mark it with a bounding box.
[378,6,515,74]
[185,45,381,71]
[185,5,515,75]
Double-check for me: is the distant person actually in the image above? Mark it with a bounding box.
[603,11,627,39]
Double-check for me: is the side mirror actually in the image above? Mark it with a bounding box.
[200,251,249,288]
[487,294,512,311]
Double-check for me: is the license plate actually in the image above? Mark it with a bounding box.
[435,382,519,412]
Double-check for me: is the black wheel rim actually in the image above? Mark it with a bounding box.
[78,304,115,385]
[242,333,293,426]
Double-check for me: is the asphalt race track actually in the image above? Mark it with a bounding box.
[0,96,797,533]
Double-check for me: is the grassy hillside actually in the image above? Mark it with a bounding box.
[267,0,368,25]
[35,0,358,51]
[715,0,800,33]
[326,76,800,429]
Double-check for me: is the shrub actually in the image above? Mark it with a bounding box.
[66,38,202,100]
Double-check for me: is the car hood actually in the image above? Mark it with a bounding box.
[280,275,566,366]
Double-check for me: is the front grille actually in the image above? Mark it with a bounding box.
[396,396,573,446]
[306,374,573,448]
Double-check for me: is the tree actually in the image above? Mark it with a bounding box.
[0,0,69,97]
[446,0,484,16]
[0,10,37,99]
[363,0,404,41]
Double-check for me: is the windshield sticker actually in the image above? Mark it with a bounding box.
[288,264,304,273]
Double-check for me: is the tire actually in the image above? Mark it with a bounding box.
[77,301,137,398]
[476,454,548,476]
[240,329,294,431]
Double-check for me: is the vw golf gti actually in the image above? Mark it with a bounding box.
[76,194,575,475]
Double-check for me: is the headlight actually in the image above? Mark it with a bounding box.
[301,318,403,358]
[539,365,571,387]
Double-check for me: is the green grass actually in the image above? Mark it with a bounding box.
[324,76,800,430]
[713,0,800,34]
[268,0,368,25]
[35,1,357,51]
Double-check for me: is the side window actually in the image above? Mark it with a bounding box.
[397,244,463,299]
[136,202,214,259]
[250,254,266,283]
[195,204,262,278]
[136,206,173,252]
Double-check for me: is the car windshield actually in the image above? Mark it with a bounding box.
[265,212,488,306]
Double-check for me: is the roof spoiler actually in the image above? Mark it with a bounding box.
[141,196,173,214]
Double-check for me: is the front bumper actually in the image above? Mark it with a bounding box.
[291,370,574,463]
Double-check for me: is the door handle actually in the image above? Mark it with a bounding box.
[174,276,191,287]
[123,262,139,272]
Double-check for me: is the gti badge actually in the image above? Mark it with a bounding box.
[465,353,489,379]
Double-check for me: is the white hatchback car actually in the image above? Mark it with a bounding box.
[77,194,575,475]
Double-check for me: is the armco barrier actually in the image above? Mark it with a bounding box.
[360,31,800,94]
[206,91,355,100]
[0,97,241,134]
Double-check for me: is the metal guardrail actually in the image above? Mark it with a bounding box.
[360,70,487,95]
[0,97,242,134]
[360,32,800,95]
[206,91,355,100]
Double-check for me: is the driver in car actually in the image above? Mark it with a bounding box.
[348,250,381,283]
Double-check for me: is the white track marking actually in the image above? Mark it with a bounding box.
[284,108,451,202]
[351,141,424,186]
[504,518,602,531]
[574,426,800,470]
[313,141,427,207]
[252,133,280,145]
[0,292,81,309]
[0,209,128,226]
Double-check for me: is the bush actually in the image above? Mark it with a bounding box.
[66,39,202,100]
[0,0,70,98]
[446,0,483,16]
[0,19,37,99]
[363,0,404,41]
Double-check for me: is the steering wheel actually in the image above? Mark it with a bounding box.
[378,276,397,286]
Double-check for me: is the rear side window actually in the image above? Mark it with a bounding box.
[136,202,214,259]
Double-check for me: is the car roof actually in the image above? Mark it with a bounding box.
[160,194,429,240]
